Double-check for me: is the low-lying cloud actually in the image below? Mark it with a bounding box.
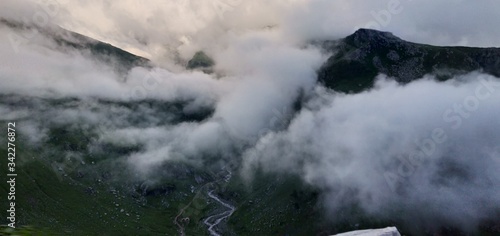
[2,0,500,233]
[243,75,500,231]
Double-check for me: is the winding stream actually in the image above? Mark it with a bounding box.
[174,168,236,236]
[203,190,236,236]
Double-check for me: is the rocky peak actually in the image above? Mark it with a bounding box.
[346,28,404,47]
[318,29,500,93]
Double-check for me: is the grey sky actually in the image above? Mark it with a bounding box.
[3,0,500,63]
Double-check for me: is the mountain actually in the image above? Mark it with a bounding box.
[0,18,150,73]
[3,21,500,235]
[187,51,215,71]
[318,28,500,93]
[0,20,324,236]
[1,18,217,75]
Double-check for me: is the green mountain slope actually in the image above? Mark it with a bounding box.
[2,22,500,235]
[318,29,500,93]
[1,18,150,73]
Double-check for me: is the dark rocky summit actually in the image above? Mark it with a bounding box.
[318,28,500,93]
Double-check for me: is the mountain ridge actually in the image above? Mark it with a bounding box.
[318,28,500,93]
[0,18,150,73]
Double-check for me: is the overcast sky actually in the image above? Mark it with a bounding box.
[2,0,500,63]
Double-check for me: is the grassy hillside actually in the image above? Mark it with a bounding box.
[0,96,324,235]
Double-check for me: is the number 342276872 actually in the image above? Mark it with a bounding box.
[7,122,16,171]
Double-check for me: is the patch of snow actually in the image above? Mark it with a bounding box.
[332,227,401,236]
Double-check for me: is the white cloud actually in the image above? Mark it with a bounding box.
[242,74,500,229]
[2,0,500,231]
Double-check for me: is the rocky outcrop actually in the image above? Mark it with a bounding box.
[318,28,500,93]
[186,51,215,73]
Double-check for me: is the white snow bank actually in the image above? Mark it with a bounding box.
[333,227,401,236]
